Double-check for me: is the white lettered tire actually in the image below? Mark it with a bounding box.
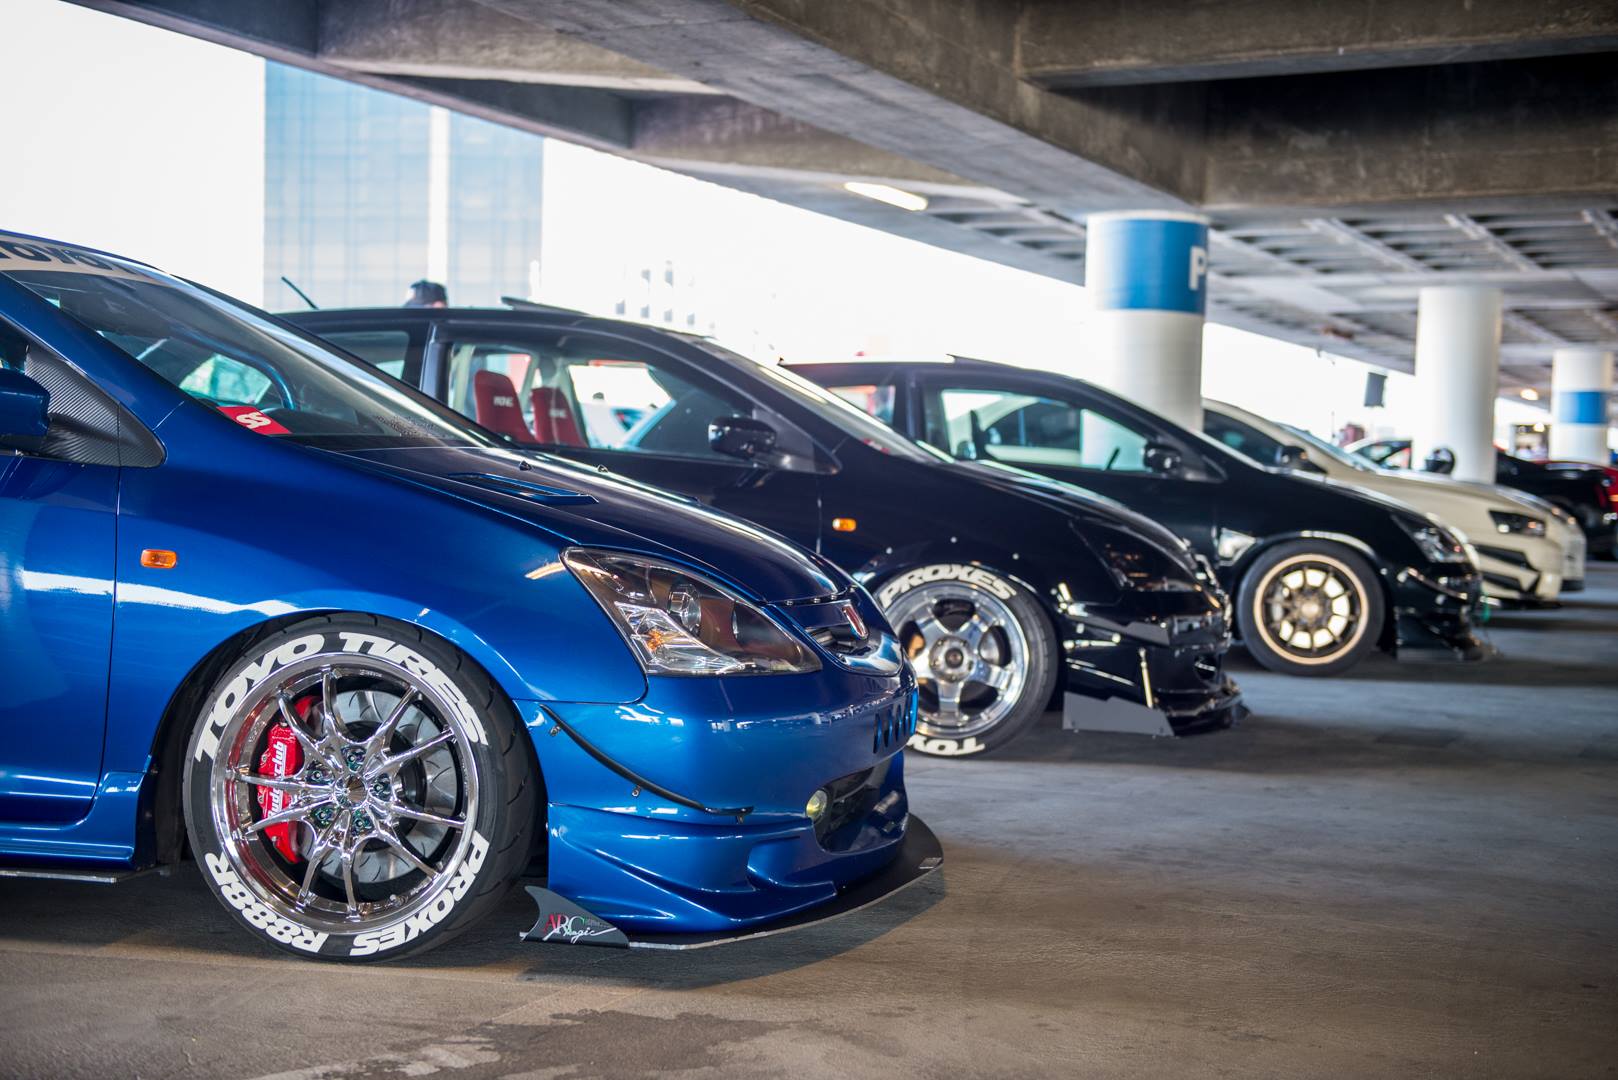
[182,615,536,961]
[875,563,1056,757]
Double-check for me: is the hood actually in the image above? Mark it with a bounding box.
[1373,468,1545,516]
[947,458,1201,571]
[330,443,843,604]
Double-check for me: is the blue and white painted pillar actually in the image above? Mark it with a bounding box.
[1550,347,1613,463]
[1084,210,1210,431]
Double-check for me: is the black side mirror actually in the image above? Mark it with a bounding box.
[1276,444,1324,473]
[0,368,50,454]
[709,415,777,461]
[1143,441,1183,476]
[1424,446,1456,475]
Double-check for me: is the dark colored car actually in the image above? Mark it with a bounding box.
[790,359,1484,677]
[285,306,1243,757]
[1348,438,1618,558]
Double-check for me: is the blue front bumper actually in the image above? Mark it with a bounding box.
[520,661,919,934]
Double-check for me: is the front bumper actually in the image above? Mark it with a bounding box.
[1060,606,1244,737]
[1390,565,1485,656]
[520,657,922,935]
[1472,541,1562,605]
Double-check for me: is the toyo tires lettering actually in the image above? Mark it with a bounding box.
[876,564,1015,607]
[907,733,985,757]
[205,852,329,953]
[194,634,325,761]
[349,831,489,957]
[336,633,486,745]
[194,630,486,761]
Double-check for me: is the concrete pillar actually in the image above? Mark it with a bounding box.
[1549,347,1613,463]
[1085,211,1210,431]
[1412,285,1502,483]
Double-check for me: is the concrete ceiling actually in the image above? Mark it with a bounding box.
[72,0,1618,401]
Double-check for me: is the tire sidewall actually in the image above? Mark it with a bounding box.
[874,563,1056,757]
[1236,542,1384,676]
[181,618,511,961]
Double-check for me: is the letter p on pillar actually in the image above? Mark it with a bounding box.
[1189,246,1209,292]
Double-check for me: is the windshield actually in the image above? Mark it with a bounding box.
[1,245,502,452]
[1280,423,1375,472]
[686,341,950,464]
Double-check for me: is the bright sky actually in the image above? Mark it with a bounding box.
[0,0,1551,445]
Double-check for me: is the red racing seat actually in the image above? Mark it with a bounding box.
[472,370,532,441]
[530,386,585,446]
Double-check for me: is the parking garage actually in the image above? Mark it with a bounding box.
[1,2,1616,1077]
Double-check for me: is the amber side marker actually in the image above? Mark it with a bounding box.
[140,549,179,569]
[831,517,857,533]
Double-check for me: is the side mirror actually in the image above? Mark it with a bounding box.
[1143,441,1183,476]
[1424,446,1456,475]
[1276,444,1323,473]
[0,368,50,455]
[709,415,777,461]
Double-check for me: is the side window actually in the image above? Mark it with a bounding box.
[824,383,896,425]
[0,318,162,467]
[1203,411,1285,466]
[320,330,415,382]
[444,334,766,462]
[923,386,1151,471]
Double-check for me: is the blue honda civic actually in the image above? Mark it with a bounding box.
[0,231,935,960]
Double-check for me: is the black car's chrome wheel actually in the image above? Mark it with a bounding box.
[183,617,535,961]
[1237,543,1384,676]
[875,564,1055,756]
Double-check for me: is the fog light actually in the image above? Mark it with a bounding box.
[805,789,828,820]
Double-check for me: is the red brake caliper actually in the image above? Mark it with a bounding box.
[257,704,307,863]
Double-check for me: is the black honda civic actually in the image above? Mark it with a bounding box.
[284,306,1243,757]
[790,358,1485,678]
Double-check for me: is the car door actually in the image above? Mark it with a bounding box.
[910,372,1222,556]
[0,324,120,824]
[433,324,827,553]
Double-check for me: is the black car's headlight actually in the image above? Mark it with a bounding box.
[1081,524,1200,592]
[1488,510,1546,537]
[1397,517,1471,564]
[564,548,820,675]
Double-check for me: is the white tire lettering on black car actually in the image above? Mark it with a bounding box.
[876,563,1015,607]
[907,733,985,757]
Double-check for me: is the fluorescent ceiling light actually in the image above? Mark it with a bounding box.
[1519,388,1540,401]
[843,181,929,212]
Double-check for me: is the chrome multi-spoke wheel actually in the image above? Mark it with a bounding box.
[184,618,534,961]
[1237,544,1384,676]
[876,565,1053,755]
[210,659,478,932]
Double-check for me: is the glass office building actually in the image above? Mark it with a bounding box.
[263,64,543,311]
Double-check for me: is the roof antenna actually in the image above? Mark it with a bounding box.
[281,275,318,310]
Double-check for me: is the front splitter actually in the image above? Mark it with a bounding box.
[520,815,943,951]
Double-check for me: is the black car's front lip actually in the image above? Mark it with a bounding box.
[1060,607,1244,736]
[1391,564,1485,655]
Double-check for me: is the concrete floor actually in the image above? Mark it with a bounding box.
[3,569,1616,1079]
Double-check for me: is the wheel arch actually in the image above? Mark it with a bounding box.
[141,610,547,868]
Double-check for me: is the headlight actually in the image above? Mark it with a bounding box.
[564,548,820,676]
[1081,524,1200,592]
[1397,517,1470,564]
[1488,510,1546,537]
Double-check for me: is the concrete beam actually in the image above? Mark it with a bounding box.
[1018,0,1618,88]
[478,0,1199,212]
[316,0,714,93]
[1202,55,1618,210]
